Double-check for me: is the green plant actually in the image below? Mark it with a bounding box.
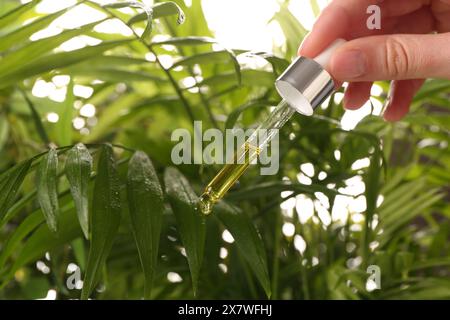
[0,0,449,300]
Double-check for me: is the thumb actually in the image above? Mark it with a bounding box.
[328,33,450,82]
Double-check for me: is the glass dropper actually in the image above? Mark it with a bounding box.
[199,100,295,215]
[198,39,346,215]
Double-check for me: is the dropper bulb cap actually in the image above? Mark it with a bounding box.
[275,38,346,116]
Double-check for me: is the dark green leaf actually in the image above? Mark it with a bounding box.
[65,143,93,239]
[21,91,50,145]
[227,181,340,201]
[164,167,205,295]
[37,148,59,233]
[0,211,43,269]
[215,202,271,298]
[81,144,121,299]
[0,160,32,221]
[127,151,164,299]
[3,207,81,283]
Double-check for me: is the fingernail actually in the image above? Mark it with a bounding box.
[331,50,367,79]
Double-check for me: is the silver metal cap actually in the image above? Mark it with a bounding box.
[275,56,335,116]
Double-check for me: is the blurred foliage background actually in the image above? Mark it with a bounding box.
[0,0,449,300]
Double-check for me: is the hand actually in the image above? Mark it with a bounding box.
[299,0,450,121]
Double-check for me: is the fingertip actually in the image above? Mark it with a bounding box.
[343,82,372,110]
[297,4,349,58]
[382,80,424,122]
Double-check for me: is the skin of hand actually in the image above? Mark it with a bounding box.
[298,0,450,121]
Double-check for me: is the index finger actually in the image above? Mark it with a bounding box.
[298,0,425,58]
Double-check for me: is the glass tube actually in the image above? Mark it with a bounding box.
[198,100,295,215]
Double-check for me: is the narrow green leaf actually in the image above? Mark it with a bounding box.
[226,181,339,201]
[21,91,50,145]
[195,70,274,89]
[154,37,240,84]
[3,207,81,284]
[0,211,43,269]
[171,50,231,69]
[0,116,10,152]
[0,8,68,52]
[65,143,93,239]
[361,147,382,264]
[225,100,277,129]
[0,40,132,88]
[310,0,320,17]
[128,1,185,25]
[164,167,205,295]
[127,151,163,299]
[151,36,216,46]
[215,202,271,298]
[0,0,38,30]
[271,4,308,59]
[81,144,121,299]
[0,19,106,78]
[56,80,74,146]
[105,1,153,41]
[0,159,32,221]
[247,52,290,75]
[66,67,166,83]
[37,148,60,233]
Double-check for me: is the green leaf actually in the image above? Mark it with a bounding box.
[0,19,107,79]
[37,148,60,233]
[65,143,93,240]
[227,181,340,202]
[152,36,241,84]
[0,116,9,152]
[0,0,38,30]
[225,100,277,129]
[66,67,166,83]
[0,7,68,52]
[21,91,50,145]
[105,1,153,42]
[215,202,271,298]
[200,70,274,88]
[171,50,232,69]
[0,40,132,88]
[164,167,205,295]
[128,1,185,25]
[3,207,81,283]
[0,211,43,269]
[246,52,290,75]
[0,159,32,221]
[310,0,320,17]
[127,151,164,299]
[151,36,216,46]
[361,146,382,264]
[271,4,308,59]
[81,144,121,299]
[56,80,74,146]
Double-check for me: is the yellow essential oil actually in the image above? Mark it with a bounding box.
[199,100,295,215]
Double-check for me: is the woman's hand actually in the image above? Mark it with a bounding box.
[299,0,450,121]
